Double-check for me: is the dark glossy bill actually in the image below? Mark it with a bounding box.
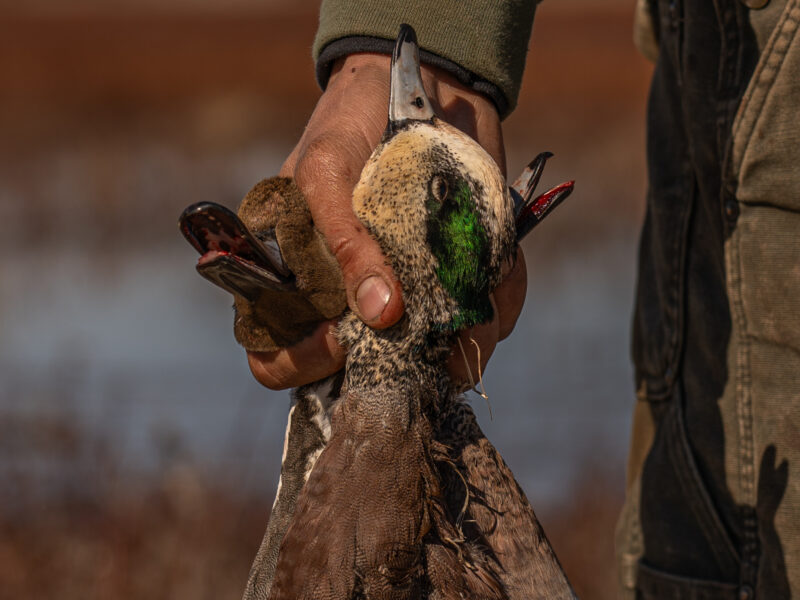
[509,152,575,242]
[178,201,295,300]
[514,180,575,242]
[510,152,553,214]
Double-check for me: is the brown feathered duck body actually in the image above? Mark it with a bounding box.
[266,28,575,600]
[180,24,576,600]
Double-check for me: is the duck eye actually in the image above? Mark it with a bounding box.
[430,175,448,203]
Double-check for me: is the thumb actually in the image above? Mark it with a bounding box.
[282,130,405,329]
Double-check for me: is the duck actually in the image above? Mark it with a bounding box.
[180,25,575,600]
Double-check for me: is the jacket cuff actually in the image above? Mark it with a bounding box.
[316,37,510,118]
[313,1,538,119]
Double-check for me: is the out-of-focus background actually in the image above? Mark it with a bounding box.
[0,1,653,598]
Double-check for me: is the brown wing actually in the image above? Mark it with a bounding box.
[268,389,431,600]
[437,403,577,600]
[242,376,341,600]
[269,386,512,600]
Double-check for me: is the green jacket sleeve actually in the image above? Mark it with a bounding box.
[313,0,539,119]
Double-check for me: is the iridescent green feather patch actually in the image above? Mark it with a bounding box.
[426,179,493,330]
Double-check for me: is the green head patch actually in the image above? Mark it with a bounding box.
[426,175,494,330]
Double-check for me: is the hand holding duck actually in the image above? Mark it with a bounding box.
[246,50,526,392]
[179,24,575,600]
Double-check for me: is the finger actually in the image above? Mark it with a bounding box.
[279,142,303,178]
[288,59,406,330]
[474,102,506,176]
[495,247,527,341]
[423,66,506,175]
[446,295,500,387]
[293,131,406,329]
[246,320,346,390]
[451,93,505,175]
[445,247,525,386]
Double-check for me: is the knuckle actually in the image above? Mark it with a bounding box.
[330,231,370,275]
[296,133,361,190]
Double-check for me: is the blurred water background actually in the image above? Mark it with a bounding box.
[0,1,652,598]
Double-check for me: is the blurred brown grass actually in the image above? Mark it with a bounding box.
[0,2,653,252]
[2,403,625,599]
[0,4,651,151]
[2,472,267,599]
[1,443,623,600]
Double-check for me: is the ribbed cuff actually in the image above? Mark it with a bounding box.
[313,0,538,119]
[316,36,509,117]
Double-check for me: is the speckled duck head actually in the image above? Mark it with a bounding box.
[352,25,516,339]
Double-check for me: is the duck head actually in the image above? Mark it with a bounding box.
[352,25,516,337]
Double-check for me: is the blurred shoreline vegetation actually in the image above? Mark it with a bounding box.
[2,406,622,599]
[0,1,651,598]
[0,1,650,252]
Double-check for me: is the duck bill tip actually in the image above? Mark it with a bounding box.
[387,24,435,133]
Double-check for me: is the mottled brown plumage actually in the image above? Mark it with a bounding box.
[437,403,574,598]
[264,27,574,600]
[269,381,437,599]
[242,375,341,600]
[182,25,578,600]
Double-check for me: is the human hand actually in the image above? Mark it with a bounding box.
[247,53,527,390]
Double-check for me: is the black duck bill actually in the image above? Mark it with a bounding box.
[178,201,295,302]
